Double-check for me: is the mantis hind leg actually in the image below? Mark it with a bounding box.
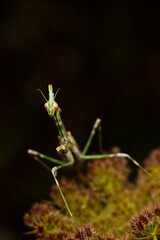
[80,152,160,186]
[52,167,75,224]
[50,150,75,224]
[80,119,159,185]
[28,148,75,223]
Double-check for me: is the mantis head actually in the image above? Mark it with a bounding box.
[37,85,60,117]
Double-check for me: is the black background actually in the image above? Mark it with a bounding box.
[0,1,160,239]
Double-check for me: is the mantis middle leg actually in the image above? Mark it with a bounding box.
[82,118,103,155]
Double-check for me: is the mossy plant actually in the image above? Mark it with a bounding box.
[24,148,160,240]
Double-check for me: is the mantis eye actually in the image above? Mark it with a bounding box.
[44,102,48,110]
[53,102,58,110]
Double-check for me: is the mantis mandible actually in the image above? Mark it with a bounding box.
[28,84,158,222]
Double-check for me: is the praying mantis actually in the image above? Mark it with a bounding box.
[28,84,158,222]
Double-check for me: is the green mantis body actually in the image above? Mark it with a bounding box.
[28,84,158,222]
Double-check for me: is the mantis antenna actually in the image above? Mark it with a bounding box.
[37,89,48,102]
[37,88,61,102]
[54,88,61,100]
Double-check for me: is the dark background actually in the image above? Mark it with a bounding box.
[0,1,160,239]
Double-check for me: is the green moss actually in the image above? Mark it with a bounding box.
[24,148,160,240]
